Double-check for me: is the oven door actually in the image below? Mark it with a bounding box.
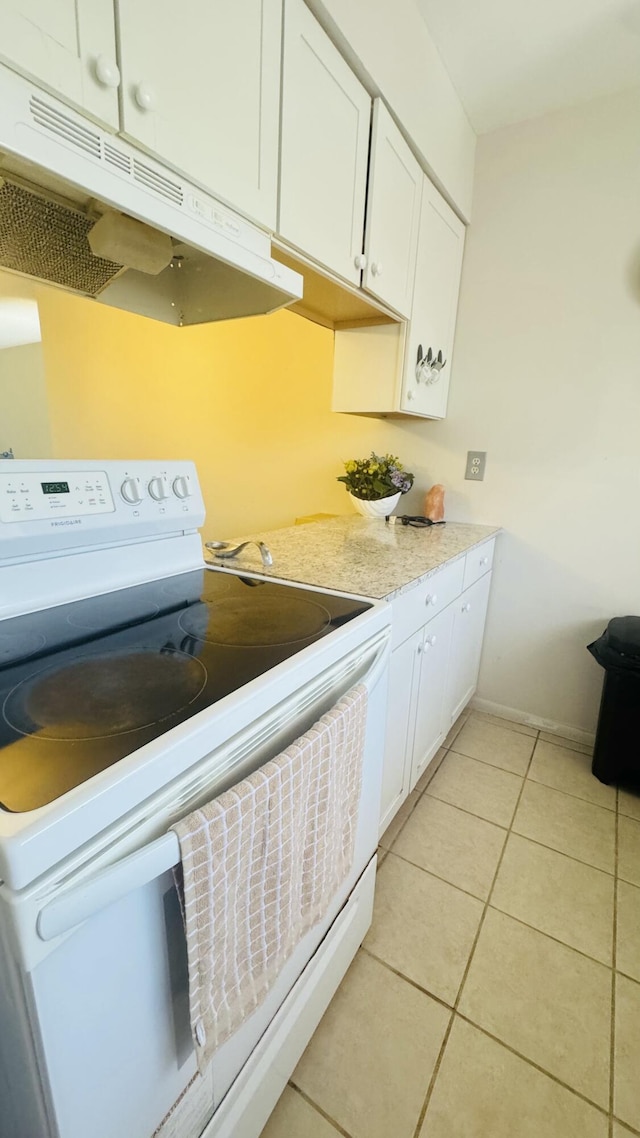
[0,630,389,1138]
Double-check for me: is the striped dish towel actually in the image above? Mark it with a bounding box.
[170,681,368,1074]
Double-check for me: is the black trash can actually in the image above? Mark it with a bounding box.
[588,616,640,785]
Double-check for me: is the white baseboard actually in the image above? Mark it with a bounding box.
[470,697,596,749]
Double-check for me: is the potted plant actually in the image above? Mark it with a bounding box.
[337,452,414,517]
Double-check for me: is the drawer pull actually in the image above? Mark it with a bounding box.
[425,593,438,606]
[462,602,472,613]
[480,556,489,566]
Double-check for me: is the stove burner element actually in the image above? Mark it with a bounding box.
[4,649,207,740]
[67,594,160,631]
[178,596,332,647]
[0,629,47,666]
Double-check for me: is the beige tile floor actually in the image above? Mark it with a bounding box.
[261,709,640,1138]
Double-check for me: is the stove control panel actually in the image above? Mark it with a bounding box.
[0,459,205,562]
[0,469,115,523]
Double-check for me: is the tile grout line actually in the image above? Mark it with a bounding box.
[447,745,533,779]
[363,941,613,1122]
[448,737,615,812]
[360,945,455,1013]
[381,845,613,970]
[609,786,619,1138]
[422,787,619,878]
[287,1082,352,1138]
[409,730,540,1138]
[286,715,470,1138]
[453,1012,611,1118]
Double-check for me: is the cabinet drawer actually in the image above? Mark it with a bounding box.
[463,539,495,591]
[391,557,465,648]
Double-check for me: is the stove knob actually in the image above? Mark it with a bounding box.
[172,475,192,500]
[148,476,168,501]
[120,477,142,505]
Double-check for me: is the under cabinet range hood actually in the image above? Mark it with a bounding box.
[0,67,302,325]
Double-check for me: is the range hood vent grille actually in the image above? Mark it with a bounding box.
[132,159,183,206]
[29,96,101,160]
[0,180,123,295]
[104,142,131,176]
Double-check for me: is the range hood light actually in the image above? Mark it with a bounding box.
[87,211,173,275]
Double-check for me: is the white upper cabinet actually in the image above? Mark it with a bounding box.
[400,176,466,418]
[0,0,119,128]
[115,0,282,229]
[278,0,371,285]
[361,100,422,318]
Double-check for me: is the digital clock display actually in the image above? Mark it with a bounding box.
[41,482,70,495]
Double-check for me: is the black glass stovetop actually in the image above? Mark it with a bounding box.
[0,568,371,813]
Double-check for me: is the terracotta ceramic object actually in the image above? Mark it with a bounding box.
[424,483,445,521]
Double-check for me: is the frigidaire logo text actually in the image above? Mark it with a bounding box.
[50,519,83,527]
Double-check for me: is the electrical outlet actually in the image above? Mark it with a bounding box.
[465,451,487,481]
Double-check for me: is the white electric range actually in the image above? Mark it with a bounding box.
[0,459,390,1138]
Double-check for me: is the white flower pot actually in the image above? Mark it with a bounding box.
[348,491,402,518]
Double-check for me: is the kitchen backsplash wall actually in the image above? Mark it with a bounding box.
[0,339,52,459]
[0,269,433,538]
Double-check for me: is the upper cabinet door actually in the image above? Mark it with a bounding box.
[0,0,119,128]
[362,100,422,318]
[279,0,371,285]
[401,177,466,418]
[116,0,282,229]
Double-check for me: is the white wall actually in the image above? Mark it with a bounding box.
[403,85,640,736]
[306,0,476,219]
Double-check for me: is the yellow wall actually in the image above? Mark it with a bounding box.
[0,340,52,458]
[0,270,427,538]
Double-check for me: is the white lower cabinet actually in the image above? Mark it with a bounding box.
[379,540,495,836]
[410,603,456,791]
[445,572,492,726]
[379,629,421,834]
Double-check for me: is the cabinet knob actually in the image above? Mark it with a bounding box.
[416,643,423,655]
[480,556,489,566]
[426,634,437,647]
[425,594,438,606]
[371,261,383,277]
[94,55,121,88]
[134,82,157,111]
[354,254,367,270]
[406,389,415,401]
[462,602,472,613]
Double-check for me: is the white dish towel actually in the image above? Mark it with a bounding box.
[171,681,368,1073]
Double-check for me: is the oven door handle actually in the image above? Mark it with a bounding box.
[37,832,181,942]
[36,631,390,943]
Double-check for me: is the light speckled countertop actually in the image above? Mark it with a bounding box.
[205,517,500,601]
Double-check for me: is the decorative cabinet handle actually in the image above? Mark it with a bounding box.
[425,594,438,606]
[134,82,157,111]
[462,602,472,613]
[354,254,367,270]
[371,261,383,276]
[416,344,447,386]
[94,55,121,88]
